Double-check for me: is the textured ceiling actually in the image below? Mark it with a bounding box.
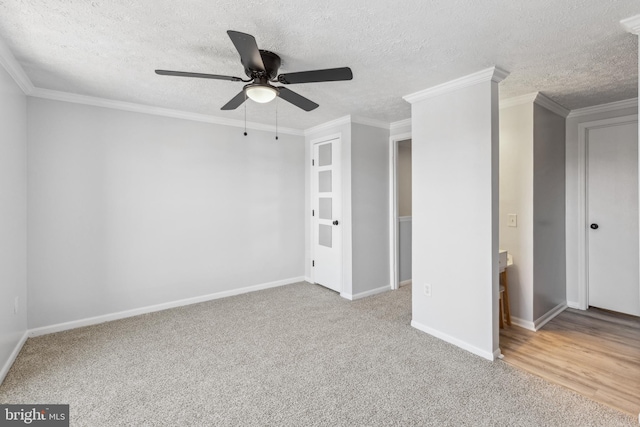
[0,0,637,130]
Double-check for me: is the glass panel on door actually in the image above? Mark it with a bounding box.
[318,144,332,166]
[319,197,332,220]
[319,171,332,192]
[319,224,332,248]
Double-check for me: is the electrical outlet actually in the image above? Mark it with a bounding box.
[13,296,19,315]
[423,284,432,297]
[508,214,517,228]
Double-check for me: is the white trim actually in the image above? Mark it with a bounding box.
[534,93,570,118]
[399,280,412,287]
[577,115,638,310]
[30,87,304,136]
[28,276,304,337]
[510,317,536,331]
[0,36,34,95]
[411,320,497,361]
[403,67,509,104]
[0,331,28,385]
[567,98,638,118]
[351,116,390,130]
[389,131,412,291]
[304,276,313,283]
[511,303,568,331]
[534,303,567,330]
[304,116,351,136]
[567,301,581,309]
[390,118,411,131]
[500,93,538,109]
[389,137,398,291]
[500,92,569,117]
[304,115,392,136]
[621,15,640,34]
[399,216,412,223]
[340,284,391,301]
[309,133,343,146]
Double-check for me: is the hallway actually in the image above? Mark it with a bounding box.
[500,307,640,416]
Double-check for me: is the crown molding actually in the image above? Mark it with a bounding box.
[390,118,411,131]
[621,15,640,35]
[351,116,390,130]
[0,37,34,95]
[500,92,570,117]
[533,93,570,118]
[500,93,538,109]
[30,87,305,136]
[567,98,638,119]
[304,115,352,136]
[303,114,391,136]
[403,67,510,104]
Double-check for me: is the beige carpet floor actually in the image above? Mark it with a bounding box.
[0,283,636,426]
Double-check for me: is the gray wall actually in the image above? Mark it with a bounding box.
[397,140,412,217]
[499,100,566,325]
[399,218,412,283]
[398,139,412,283]
[499,102,534,321]
[0,64,28,375]
[533,104,566,318]
[27,98,305,328]
[351,123,390,294]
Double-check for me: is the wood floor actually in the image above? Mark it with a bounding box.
[500,307,640,416]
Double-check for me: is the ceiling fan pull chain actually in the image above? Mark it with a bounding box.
[243,96,248,136]
[275,99,279,140]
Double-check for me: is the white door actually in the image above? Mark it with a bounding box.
[587,121,640,316]
[312,138,342,292]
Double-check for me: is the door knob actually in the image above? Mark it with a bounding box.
[333,220,339,225]
[590,223,599,230]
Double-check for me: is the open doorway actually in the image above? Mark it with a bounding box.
[389,134,412,290]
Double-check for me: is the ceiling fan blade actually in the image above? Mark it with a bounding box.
[227,30,265,72]
[221,91,247,110]
[155,70,243,81]
[277,87,319,111]
[277,67,353,85]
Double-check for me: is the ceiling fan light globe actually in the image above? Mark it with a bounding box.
[245,85,278,103]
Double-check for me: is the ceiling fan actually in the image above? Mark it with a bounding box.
[155,30,353,112]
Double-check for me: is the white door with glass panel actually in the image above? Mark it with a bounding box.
[312,138,342,292]
[587,120,640,316]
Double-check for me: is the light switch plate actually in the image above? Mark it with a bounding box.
[508,214,517,227]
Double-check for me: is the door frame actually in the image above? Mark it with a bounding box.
[310,133,343,292]
[388,132,412,291]
[577,115,638,310]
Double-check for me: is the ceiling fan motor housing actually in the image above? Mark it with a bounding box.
[245,50,281,80]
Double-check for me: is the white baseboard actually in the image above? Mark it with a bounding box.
[567,301,581,309]
[399,280,412,287]
[340,285,390,301]
[303,276,313,284]
[411,320,497,361]
[534,302,567,331]
[493,348,503,360]
[29,276,305,337]
[511,316,536,332]
[0,330,28,385]
[510,302,568,332]
[510,316,536,331]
